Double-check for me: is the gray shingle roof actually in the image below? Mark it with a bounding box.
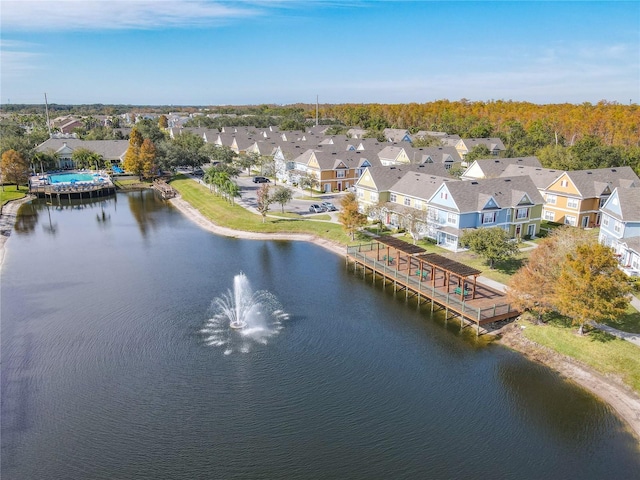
[559,167,640,198]
[499,164,563,189]
[601,186,640,222]
[463,156,542,179]
[389,171,457,200]
[35,138,129,160]
[443,176,544,212]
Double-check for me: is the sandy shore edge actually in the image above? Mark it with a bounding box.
[0,195,35,269]
[497,323,640,442]
[1,194,637,442]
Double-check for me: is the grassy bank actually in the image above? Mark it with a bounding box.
[0,186,29,206]
[113,178,153,190]
[169,176,351,244]
[520,316,640,394]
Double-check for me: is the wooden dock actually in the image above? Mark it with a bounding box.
[153,179,177,199]
[30,183,116,201]
[346,237,519,334]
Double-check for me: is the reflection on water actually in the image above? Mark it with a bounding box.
[498,355,612,444]
[2,190,639,480]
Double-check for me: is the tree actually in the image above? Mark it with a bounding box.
[338,192,367,240]
[411,135,441,148]
[459,227,519,269]
[256,184,273,223]
[71,148,97,169]
[554,243,631,334]
[200,144,236,165]
[465,144,492,162]
[507,238,561,321]
[398,206,428,244]
[158,115,168,129]
[271,186,293,213]
[507,227,617,325]
[140,139,158,179]
[32,151,57,174]
[299,173,319,197]
[123,127,144,179]
[236,152,259,175]
[1,149,30,189]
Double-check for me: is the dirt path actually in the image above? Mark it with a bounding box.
[497,323,640,442]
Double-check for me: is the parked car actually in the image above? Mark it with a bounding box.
[321,202,337,211]
[309,204,326,213]
[193,168,204,176]
[253,176,270,183]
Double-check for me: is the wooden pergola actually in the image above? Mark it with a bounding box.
[414,253,482,300]
[373,236,482,300]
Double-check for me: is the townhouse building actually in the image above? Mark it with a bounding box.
[426,176,544,250]
[599,186,640,276]
[541,167,640,228]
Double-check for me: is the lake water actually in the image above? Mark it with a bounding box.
[2,191,639,479]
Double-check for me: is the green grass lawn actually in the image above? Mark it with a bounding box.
[1,185,29,205]
[169,176,351,245]
[521,317,640,394]
[600,305,640,334]
[113,178,153,189]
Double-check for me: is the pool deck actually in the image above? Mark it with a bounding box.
[29,171,116,199]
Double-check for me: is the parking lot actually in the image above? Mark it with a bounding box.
[183,169,344,222]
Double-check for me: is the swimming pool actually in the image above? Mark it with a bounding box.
[49,173,96,184]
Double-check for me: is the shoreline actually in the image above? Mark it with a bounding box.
[169,194,640,443]
[496,323,640,443]
[0,195,35,269]
[1,193,638,442]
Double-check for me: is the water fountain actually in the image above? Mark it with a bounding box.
[202,273,288,353]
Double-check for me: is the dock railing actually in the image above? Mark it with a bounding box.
[347,244,513,323]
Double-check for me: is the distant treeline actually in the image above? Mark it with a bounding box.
[2,100,637,147]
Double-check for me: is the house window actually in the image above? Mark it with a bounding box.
[390,193,397,203]
[565,215,577,226]
[602,216,609,227]
[414,200,422,210]
[482,212,496,224]
[370,192,378,202]
[599,197,608,208]
[567,198,578,209]
[561,179,568,187]
[440,192,448,200]
[544,210,555,221]
[336,170,345,178]
[404,198,411,207]
[614,221,622,234]
[546,194,557,204]
[358,190,364,198]
[447,212,457,224]
[516,208,529,220]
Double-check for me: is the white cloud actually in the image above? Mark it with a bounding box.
[0,40,42,77]
[1,0,262,31]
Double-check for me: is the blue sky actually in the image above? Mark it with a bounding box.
[1,1,638,105]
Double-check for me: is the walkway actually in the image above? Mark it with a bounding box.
[589,322,640,347]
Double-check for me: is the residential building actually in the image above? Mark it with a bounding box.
[426,176,544,250]
[35,139,129,169]
[461,157,542,180]
[599,186,640,276]
[541,167,640,227]
[455,137,506,159]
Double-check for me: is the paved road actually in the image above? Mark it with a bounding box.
[224,173,345,222]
